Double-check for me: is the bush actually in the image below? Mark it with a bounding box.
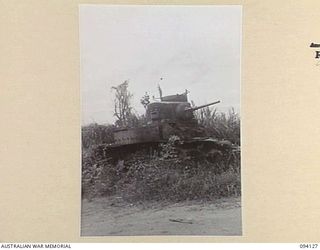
[118,158,241,202]
[82,145,241,202]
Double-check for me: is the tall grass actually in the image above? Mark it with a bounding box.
[81,123,115,150]
[195,107,240,145]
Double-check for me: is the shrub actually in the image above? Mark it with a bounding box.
[82,147,241,202]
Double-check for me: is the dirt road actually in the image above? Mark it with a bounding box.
[81,197,242,236]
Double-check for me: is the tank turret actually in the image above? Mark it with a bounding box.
[146,98,220,123]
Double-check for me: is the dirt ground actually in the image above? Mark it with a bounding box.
[81,196,242,236]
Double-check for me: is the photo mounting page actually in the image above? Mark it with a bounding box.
[80,5,242,236]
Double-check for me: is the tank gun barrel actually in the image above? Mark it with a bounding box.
[185,100,220,112]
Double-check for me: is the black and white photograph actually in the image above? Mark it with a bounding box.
[80,5,242,236]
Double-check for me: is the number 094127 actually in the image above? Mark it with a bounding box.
[300,244,318,249]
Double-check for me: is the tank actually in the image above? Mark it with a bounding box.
[95,91,239,163]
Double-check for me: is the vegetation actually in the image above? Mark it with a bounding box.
[81,123,115,150]
[82,107,241,202]
[82,151,240,202]
[82,82,240,202]
[195,107,240,145]
[112,80,137,128]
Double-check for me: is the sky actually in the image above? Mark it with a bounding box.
[80,5,241,125]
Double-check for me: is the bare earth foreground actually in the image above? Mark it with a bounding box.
[81,197,242,236]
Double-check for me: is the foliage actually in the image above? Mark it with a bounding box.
[195,107,240,145]
[111,80,135,127]
[82,131,241,202]
[81,102,241,202]
[81,123,115,150]
[140,92,150,109]
[159,135,181,159]
[82,148,240,202]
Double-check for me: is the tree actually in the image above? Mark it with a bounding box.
[140,92,150,109]
[111,80,134,127]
